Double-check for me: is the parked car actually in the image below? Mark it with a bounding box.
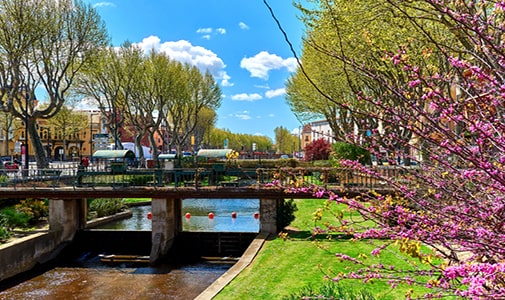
[4,161,19,170]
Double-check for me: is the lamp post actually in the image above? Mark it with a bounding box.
[89,112,95,156]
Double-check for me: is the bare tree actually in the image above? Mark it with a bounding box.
[0,0,108,168]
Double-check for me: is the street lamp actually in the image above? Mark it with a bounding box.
[89,112,95,156]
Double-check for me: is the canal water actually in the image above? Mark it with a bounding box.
[98,199,260,232]
[0,199,259,299]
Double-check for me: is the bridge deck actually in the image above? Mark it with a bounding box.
[0,185,388,199]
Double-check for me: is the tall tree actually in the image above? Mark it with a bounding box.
[165,65,222,158]
[0,0,108,168]
[274,126,299,154]
[193,106,217,151]
[76,45,126,151]
[280,0,505,297]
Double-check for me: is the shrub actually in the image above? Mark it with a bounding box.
[0,217,11,242]
[277,199,298,230]
[88,198,126,219]
[127,175,153,186]
[304,138,332,161]
[332,142,371,165]
[15,199,48,223]
[0,207,31,228]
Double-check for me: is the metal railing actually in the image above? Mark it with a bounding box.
[0,164,412,191]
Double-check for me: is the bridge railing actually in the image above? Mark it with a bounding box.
[0,165,413,190]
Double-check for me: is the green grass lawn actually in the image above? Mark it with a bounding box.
[122,198,151,204]
[215,199,438,300]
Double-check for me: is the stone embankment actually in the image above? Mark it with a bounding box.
[0,209,133,283]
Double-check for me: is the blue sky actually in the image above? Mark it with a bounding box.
[84,0,306,141]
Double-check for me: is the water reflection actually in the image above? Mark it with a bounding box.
[98,199,260,232]
[182,199,259,232]
[98,205,152,230]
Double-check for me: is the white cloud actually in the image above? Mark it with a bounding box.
[239,22,249,30]
[231,93,262,101]
[220,73,233,87]
[265,88,285,98]
[196,27,226,39]
[268,113,275,117]
[196,28,213,34]
[93,2,115,8]
[133,36,231,85]
[240,51,298,80]
[231,111,252,120]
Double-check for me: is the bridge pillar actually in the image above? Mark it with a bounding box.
[150,198,179,264]
[259,198,281,234]
[49,199,86,242]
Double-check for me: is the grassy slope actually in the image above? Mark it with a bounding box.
[215,199,435,300]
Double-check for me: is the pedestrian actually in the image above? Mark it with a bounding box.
[82,157,89,169]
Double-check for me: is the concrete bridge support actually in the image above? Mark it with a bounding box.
[259,198,281,234]
[49,199,86,242]
[150,198,180,264]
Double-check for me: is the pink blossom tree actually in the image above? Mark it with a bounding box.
[279,0,505,298]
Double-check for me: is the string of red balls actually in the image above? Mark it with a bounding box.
[146,211,260,220]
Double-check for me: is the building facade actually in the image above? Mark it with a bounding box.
[0,109,103,161]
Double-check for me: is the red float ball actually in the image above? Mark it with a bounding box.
[208,212,215,219]
[253,212,260,219]
[231,212,237,218]
[185,212,191,219]
[147,212,152,220]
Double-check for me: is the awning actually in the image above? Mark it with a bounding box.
[158,153,177,160]
[196,149,232,158]
[92,150,136,160]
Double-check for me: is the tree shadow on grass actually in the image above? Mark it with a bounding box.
[281,227,353,241]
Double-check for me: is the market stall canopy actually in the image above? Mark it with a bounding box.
[92,150,135,160]
[158,153,177,160]
[197,149,232,158]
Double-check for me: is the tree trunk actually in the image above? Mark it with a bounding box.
[28,120,49,169]
[148,131,159,167]
[134,133,144,167]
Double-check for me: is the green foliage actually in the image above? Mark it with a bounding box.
[88,198,126,219]
[0,207,31,228]
[274,126,300,154]
[277,199,298,230]
[180,156,196,168]
[208,127,273,151]
[15,199,48,223]
[127,175,153,186]
[282,282,376,300]
[0,199,48,229]
[0,174,8,184]
[0,217,11,242]
[276,158,299,168]
[312,160,334,167]
[332,141,372,165]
